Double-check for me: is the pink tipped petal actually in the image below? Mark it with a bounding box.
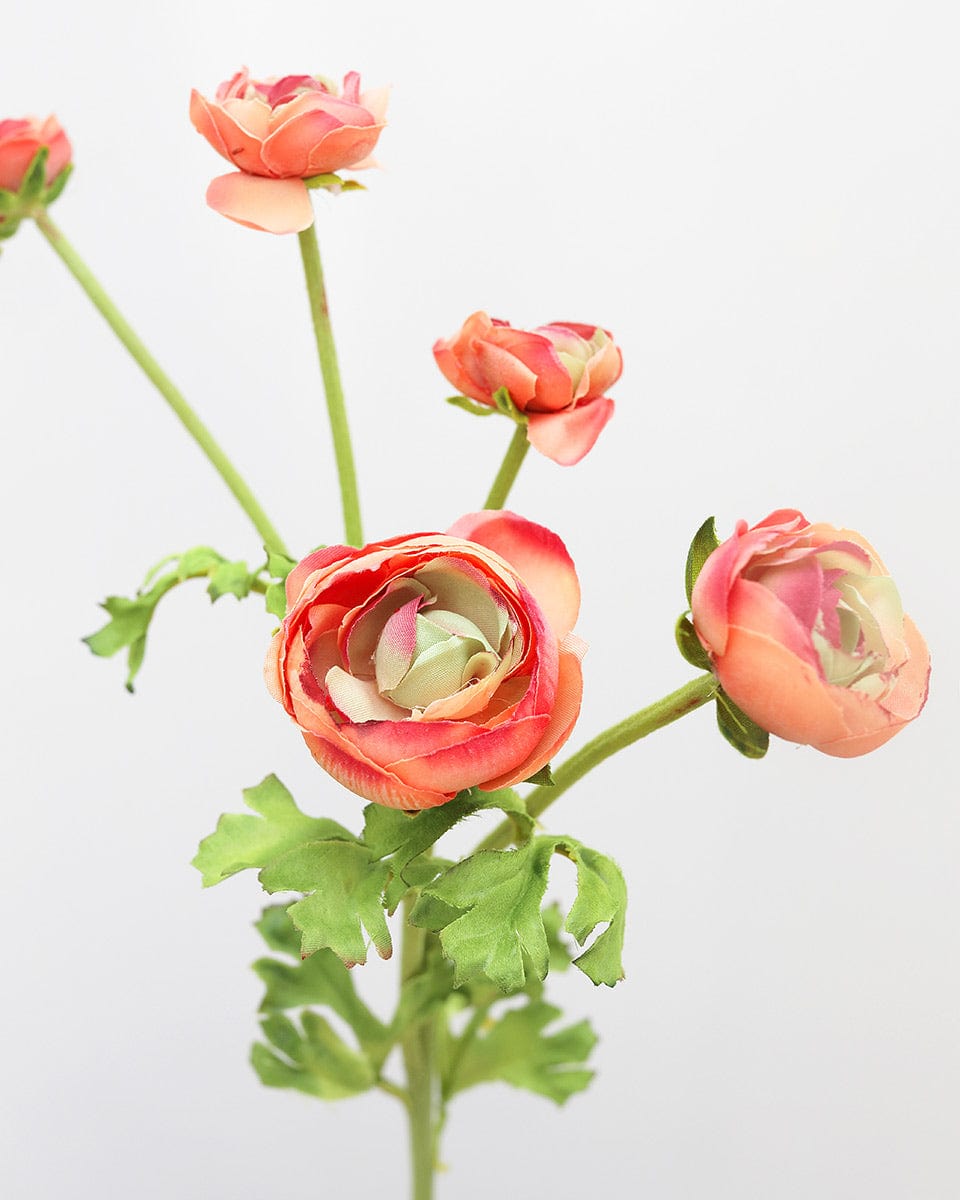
[304,123,385,173]
[261,109,344,175]
[526,396,615,466]
[206,173,314,234]
[302,731,451,810]
[285,545,357,607]
[471,341,539,406]
[359,85,390,123]
[446,511,580,639]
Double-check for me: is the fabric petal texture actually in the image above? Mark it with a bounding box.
[265,514,585,809]
[206,173,314,234]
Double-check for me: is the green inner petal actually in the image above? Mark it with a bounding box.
[384,635,489,710]
[413,564,509,648]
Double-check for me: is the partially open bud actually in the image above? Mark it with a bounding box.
[0,115,73,240]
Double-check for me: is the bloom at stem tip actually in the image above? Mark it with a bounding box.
[265,510,585,810]
[190,67,388,234]
[434,311,622,465]
[0,116,72,237]
[691,509,930,757]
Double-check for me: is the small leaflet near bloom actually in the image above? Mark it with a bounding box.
[690,509,930,757]
[434,312,623,465]
[189,68,388,234]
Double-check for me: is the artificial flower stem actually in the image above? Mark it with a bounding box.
[32,212,291,559]
[400,897,440,1200]
[477,673,719,853]
[483,423,530,510]
[297,222,363,547]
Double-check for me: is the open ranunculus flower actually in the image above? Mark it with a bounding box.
[434,312,622,465]
[265,511,585,809]
[189,68,388,234]
[691,510,930,757]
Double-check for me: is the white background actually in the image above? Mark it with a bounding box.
[2,2,958,1197]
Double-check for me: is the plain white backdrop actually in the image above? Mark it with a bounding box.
[2,2,958,1197]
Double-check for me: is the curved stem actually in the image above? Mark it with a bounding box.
[484,423,530,510]
[33,212,290,558]
[400,897,440,1200]
[476,673,719,853]
[297,223,363,547]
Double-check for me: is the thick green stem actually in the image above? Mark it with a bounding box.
[477,673,719,853]
[484,423,530,510]
[297,223,363,547]
[401,897,440,1200]
[33,212,290,558]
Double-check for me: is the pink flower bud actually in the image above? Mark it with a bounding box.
[691,510,930,756]
[0,115,72,193]
[265,512,585,809]
[189,68,388,234]
[434,312,622,465]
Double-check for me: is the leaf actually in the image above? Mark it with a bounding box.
[413,834,627,992]
[675,612,712,671]
[445,394,496,418]
[207,559,253,601]
[252,1011,376,1099]
[684,516,720,606]
[83,571,180,691]
[255,903,302,957]
[524,763,554,787]
[192,774,354,886]
[175,546,224,579]
[259,840,393,966]
[264,548,297,618]
[447,1000,596,1105]
[716,690,769,759]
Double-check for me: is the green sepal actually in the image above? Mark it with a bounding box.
[42,163,73,206]
[715,690,769,759]
[492,386,528,426]
[684,516,720,606]
[445,394,496,418]
[524,763,554,787]
[264,547,297,619]
[411,834,627,993]
[252,1011,376,1099]
[0,190,16,214]
[675,612,712,671]
[18,147,49,205]
[445,1000,596,1105]
[303,172,365,194]
[192,774,354,886]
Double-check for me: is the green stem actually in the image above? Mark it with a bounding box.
[33,211,290,558]
[477,673,719,853]
[297,223,363,547]
[484,423,530,510]
[400,897,440,1200]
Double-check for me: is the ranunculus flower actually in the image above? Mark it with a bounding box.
[433,312,622,466]
[265,511,585,809]
[0,115,72,192]
[691,509,930,757]
[189,68,388,234]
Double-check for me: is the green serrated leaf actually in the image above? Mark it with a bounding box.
[192,774,355,887]
[176,546,224,579]
[260,840,393,966]
[675,612,713,671]
[83,571,180,691]
[252,1011,375,1100]
[445,394,496,418]
[266,549,296,579]
[42,163,73,206]
[564,843,627,987]
[447,1000,596,1105]
[18,147,48,204]
[716,690,769,759]
[255,904,303,958]
[684,516,720,606]
[207,559,253,601]
[264,580,287,619]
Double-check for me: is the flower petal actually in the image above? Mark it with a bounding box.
[206,173,314,234]
[526,396,615,465]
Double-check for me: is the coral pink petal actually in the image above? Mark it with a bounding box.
[304,123,385,173]
[715,626,849,748]
[727,577,822,674]
[526,397,615,466]
[302,731,450,810]
[433,340,492,405]
[261,110,344,175]
[189,90,231,161]
[206,173,314,234]
[472,342,539,406]
[206,102,270,172]
[447,511,581,638]
[285,545,358,608]
[482,648,584,789]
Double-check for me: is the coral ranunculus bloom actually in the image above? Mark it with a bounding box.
[0,115,72,192]
[434,312,622,465]
[190,68,388,234]
[265,512,585,809]
[691,510,930,757]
